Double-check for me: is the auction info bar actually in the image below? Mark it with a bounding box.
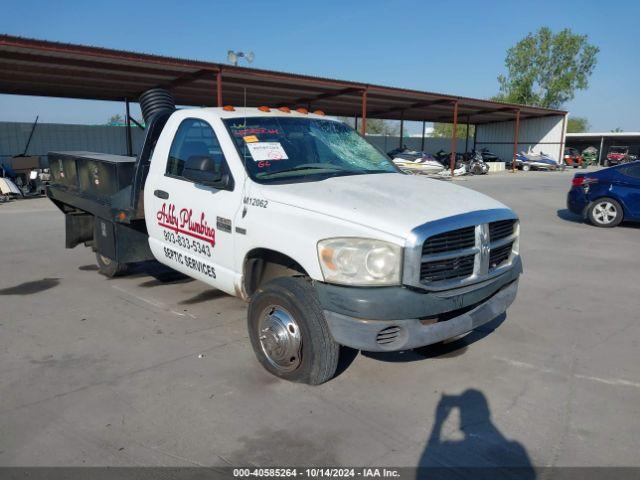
[1,468,640,480]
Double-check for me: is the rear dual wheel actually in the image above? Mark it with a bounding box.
[96,252,129,277]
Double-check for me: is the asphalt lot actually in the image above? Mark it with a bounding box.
[1,168,639,468]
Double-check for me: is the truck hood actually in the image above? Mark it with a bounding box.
[261,173,509,239]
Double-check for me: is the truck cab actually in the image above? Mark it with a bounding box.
[48,96,522,385]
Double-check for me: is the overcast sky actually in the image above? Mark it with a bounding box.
[1,0,638,133]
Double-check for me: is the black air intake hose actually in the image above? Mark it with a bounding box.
[139,88,176,125]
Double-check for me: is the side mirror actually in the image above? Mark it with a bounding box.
[182,155,223,186]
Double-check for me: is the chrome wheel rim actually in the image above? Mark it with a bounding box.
[258,305,302,372]
[593,202,617,225]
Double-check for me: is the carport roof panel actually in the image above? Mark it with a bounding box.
[0,34,566,124]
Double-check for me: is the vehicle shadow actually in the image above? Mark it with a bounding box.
[556,208,583,224]
[417,389,535,479]
[362,313,506,363]
[128,260,194,286]
[557,208,640,229]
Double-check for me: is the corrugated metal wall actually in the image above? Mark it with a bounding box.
[475,115,566,162]
[0,121,145,166]
[366,135,466,155]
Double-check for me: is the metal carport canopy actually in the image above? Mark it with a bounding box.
[0,34,565,125]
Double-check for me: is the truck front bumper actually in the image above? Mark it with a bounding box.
[321,279,519,352]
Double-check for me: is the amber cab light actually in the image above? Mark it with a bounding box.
[313,109,325,116]
[223,105,235,111]
[258,106,271,112]
[296,107,309,114]
[278,106,291,113]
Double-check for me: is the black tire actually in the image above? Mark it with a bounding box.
[247,276,339,385]
[96,252,129,277]
[587,198,623,228]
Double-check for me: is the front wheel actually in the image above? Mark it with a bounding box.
[587,198,623,228]
[522,164,531,172]
[96,252,129,277]
[247,276,339,385]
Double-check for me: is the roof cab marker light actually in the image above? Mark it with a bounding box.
[296,107,309,114]
[278,106,291,113]
[223,105,235,111]
[313,110,325,116]
[258,106,271,112]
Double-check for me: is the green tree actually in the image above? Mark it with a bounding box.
[337,117,399,136]
[106,114,124,126]
[366,119,400,136]
[432,123,475,139]
[496,27,599,108]
[611,127,624,132]
[566,116,590,133]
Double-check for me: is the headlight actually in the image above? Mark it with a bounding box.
[317,238,402,286]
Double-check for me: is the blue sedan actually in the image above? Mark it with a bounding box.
[567,161,640,227]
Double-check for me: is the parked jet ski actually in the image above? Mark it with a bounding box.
[514,149,559,171]
[388,148,445,175]
[464,150,490,175]
[478,148,501,162]
[437,164,467,177]
[434,150,465,170]
[0,165,23,200]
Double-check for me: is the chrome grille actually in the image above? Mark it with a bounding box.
[489,219,516,242]
[422,226,476,255]
[421,254,475,282]
[403,209,519,291]
[489,242,513,270]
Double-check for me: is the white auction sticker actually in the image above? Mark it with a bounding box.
[246,142,288,161]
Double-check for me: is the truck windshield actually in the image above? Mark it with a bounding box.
[223,117,398,182]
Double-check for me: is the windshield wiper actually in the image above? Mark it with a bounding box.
[258,165,350,178]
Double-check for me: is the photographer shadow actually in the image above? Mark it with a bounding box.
[418,389,535,479]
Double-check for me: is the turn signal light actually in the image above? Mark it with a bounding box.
[223,105,235,111]
[313,109,325,116]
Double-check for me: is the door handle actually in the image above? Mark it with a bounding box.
[154,189,169,199]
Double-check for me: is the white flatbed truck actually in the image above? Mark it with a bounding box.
[47,89,521,384]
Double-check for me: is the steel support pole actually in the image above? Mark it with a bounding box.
[125,98,132,157]
[361,89,367,136]
[399,111,404,148]
[598,135,605,165]
[512,109,521,172]
[450,101,459,176]
[421,120,426,151]
[558,114,567,165]
[216,70,223,107]
[465,117,470,153]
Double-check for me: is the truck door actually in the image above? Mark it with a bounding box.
[146,117,240,295]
